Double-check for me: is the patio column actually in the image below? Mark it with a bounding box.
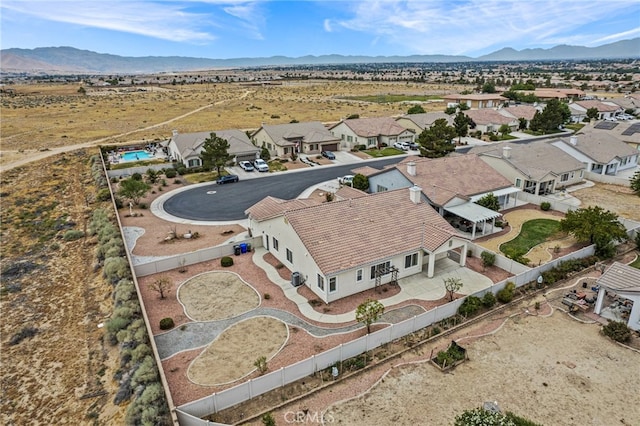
[594,287,607,315]
[459,243,467,267]
[471,224,477,240]
[427,253,435,278]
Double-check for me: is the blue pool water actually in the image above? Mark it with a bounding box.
[122,150,152,162]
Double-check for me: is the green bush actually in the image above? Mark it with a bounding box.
[221,256,234,267]
[540,201,551,211]
[458,296,482,317]
[482,292,496,308]
[63,229,85,241]
[97,188,112,202]
[497,281,516,303]
[164,168,177,178]
[159,317,175,330]
[132,172,143,181]
[480,251,496,268]
[602,320,631,343]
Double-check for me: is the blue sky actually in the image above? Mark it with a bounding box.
[2,0,639,58]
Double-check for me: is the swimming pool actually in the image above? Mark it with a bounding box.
[121,150,153,162]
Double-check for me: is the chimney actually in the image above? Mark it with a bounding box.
[407,161,417,176]
[172,129,178,138]
[502,146,511,159]
[570,136,577,146]
[409,185,422,204]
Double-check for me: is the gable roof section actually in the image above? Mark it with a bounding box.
[468,140,585,180]
[172,129,257,159]
[259,122,340,147]
[284,189,463,275]
[335,117,410,137]
[245,196,322,222]
[396,155,513,206]
[574,100,622,113]
[397,112,453,129]
[597,262,640,293]
[557,132,638,163]
[464,109,517,126]
[501,105,538,121]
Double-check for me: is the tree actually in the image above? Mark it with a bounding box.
[117,178,150,205]
[260,144,271,161]
[476,192,500,211]
[480,251,496,270]
[453,112,471,143]
[498,124,511,137]
[352,173,369,191]
[355,299,384,334]
[630,170,640,196]
[149,276,171,299]
[529,99,568,133]
[518,117,528,130]
[418,118,456,158]
[481,81,496,93]
[560,206,627,257]
[146,168,159,184]
[407,105,425,114]
[200,132,231,176]
[586,107,599,120]
[444,277,463,301]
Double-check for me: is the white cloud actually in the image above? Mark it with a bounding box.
[329,0,639,55]
[323,18,333,33]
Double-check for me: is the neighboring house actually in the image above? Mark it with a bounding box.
[551,133,639,176]
[468,141,586,195]
[518,88,585,102]
[589,120,640,151]
[500,105,539,125]
[395,112,454,134]
[364,155,518,239]
[594,262,640,331]
[569,100,624,122]
[167,129,259,168]
[442,93,507,109]
[329,117,415,151]
[245,188,469,303]
[251,121,341,159]
[463,109,519,133]
[608,95,640,116]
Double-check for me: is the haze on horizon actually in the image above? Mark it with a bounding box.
[1,0,640,59]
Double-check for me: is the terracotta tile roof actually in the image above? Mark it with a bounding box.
[350,165,382,176]
[557,132,638,163]
[171,129,258,158]
[396,155,513,206]
[339,117,409,137]
[397,112,453,129]
[502,105,538,121]
[258,121,340,147]
[335,186,368,200]
[464,109,517,126]
[284,189,463,275]
[574,100,621,113]
[245,196,322,221]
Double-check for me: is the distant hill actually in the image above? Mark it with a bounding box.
[1,38,638,75]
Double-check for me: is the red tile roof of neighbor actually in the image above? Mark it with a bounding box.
[397,155,513,206]
[464,109,516,125]
[283,188,463,275]
[245,196,322,221]
[574,100,621,112]
[338,117,409,137]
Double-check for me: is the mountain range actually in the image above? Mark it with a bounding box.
[1,38,638,75]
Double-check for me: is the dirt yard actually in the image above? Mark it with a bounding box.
[571,183,640,222]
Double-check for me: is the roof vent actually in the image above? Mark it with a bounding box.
[502,146,511,159]
[407,161,417,176]
[570,136,578,146]
[409,185,422,204]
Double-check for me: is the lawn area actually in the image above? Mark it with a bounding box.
[500,218,562,260]
[630,256,640,269]
[363,147,405,157]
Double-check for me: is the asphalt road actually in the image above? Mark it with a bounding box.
[163,157,402,221]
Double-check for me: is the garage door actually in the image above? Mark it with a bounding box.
[322,143,338,152]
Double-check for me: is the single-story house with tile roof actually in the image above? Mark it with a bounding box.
[443,93,507,109]
[468,140,586,195]
[245,188,469,303]
[608,95,640,116]
[517,89,585,102]
[251,121,342,159]
[568,100,624,122]
[363,155,519,239]
[329,117,415,151]
[500,105,540,124]
[588,119,640,151]
[463,109,519,133]
[551,132,639,177]
[395,112,454,133]
[167,129,259,168]
[594,262,640,331]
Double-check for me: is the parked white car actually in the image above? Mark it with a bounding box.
[239,161,254,171]
[253,158,270,172]
[394,142,410,151]
[338,175,354,185]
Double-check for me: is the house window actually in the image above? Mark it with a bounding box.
[515,178,522,188]
[370,261,391,279]
[317,274,324,291]
[347,136,353,142]
[188,158,200,168]
[404,253,418,268]
[580,170,584,178]
[272,237,279,251]
[368,137,376,145]
[284,147,289,154]
[449,240,453,247]
[377,185,388,192]
[356,269,363,282]
[329,277,337,293]
[286,248,293,263]
[560,173,569,182]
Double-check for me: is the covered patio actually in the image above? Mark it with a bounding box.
[444,202,503,240]
[594,262,640,331]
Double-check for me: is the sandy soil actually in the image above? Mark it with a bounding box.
[178,271,260,321]
[188,317,288,386]
[572,183,640,222]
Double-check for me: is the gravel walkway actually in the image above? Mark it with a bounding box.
[155,305,426,359]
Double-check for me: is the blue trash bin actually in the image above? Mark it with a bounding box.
[240,243,248,253]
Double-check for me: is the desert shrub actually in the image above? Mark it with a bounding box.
[125,382,168,425]
[176,166,187,175]
[139,203,147,209]
[97,188,112,202]
[480,251,496,268]
[262,412,276,426]
[114,279,136,305]
[63,229,85,241]
[173,178,181,184]
[434,343,466,368]
[131,172,143,181]
[103,257,131,284]
[264,293,271,300]
[159,317,175,330]
[481,292,496,308]
[602,321,631,343]
[254,356,268,374]
[131,356,159,389]
[9,326,39,346]
[458,295,482,317]
[454,408,516,426]
[164,168,177,178]
[497,281,516,303]
[540,201,551,211]
[113,196,124,209]
[221,256,234,267]
[131,343,152,362]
